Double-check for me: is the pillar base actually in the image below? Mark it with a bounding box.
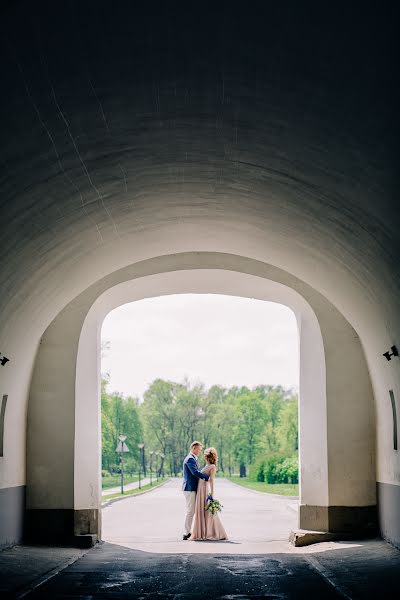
[299,504,378,533]
[25,508,100,545]
[290,529,342,547]
[73,534,98,548]
[377,482,400,549]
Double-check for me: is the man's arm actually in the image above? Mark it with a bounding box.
[186,457,210,480]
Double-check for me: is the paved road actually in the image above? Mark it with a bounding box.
[102,477,299,553]
[4,480,399,597]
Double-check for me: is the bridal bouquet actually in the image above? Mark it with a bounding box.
[206,494,223,515]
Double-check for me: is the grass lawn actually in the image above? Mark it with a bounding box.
[102,479,165,500]
[226,476,298,496]
[102,474,139,489]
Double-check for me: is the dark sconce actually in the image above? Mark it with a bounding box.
[383,346,399,362]
[0,353,10,366]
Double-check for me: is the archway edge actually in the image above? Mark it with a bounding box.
[27,252,376,542]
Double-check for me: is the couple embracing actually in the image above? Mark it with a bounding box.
[182,441,228,541]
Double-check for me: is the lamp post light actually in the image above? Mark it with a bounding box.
[155,451,159,481]
[160,453,165,478]
[116,434,129,494]
[138,443,144,489]
[149,451,154,486]
[142,444,146,477]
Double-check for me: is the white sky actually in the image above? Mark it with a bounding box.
[101,294,299,400]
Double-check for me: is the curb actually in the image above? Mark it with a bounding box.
[102,478,170,508]
[102,478,151,497]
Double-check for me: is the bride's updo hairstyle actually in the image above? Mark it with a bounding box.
[204,447,218,467]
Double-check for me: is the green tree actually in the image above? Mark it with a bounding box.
[276,397,298,455]
[101,377,143,473]
[102,374,299,480]
[233,389,268,469]
[141,379,181,475]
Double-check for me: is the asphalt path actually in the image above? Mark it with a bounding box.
[102,477,299,553]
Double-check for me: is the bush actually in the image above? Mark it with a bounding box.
[248,460,264,482]
[276,455,298,484]
[101,470,110,478]
[248,453,298,484]
[249,454,283,483]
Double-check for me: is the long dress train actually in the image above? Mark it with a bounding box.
[191,464,228,540]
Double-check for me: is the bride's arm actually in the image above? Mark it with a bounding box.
[209,465,216,497]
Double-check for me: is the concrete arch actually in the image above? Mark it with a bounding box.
[26,252,375,544]
[0,1,398,553]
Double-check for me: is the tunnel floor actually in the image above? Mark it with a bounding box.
[1,538,400,599]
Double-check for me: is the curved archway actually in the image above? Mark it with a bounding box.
[26,252,375,543]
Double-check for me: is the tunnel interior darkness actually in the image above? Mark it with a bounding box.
[0,2,399,550]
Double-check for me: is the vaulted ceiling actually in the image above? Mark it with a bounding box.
[0,2,397,341]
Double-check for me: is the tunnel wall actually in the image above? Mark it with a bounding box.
[0,486,25,549]
[25,254,376,542]
[0,2,398,548]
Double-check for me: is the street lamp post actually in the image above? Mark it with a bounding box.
[149,451,154,486]
[155,451,159,481]
[137,443,144,489]
[142,444,146,477]
[160,453,165,478]
[117,434,129,494]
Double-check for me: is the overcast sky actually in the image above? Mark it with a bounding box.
[101,294,299,400]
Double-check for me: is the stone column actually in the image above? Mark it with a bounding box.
[26,299,99,546]
[298,299,376,533]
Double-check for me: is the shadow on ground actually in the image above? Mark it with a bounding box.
[3,538,398,599]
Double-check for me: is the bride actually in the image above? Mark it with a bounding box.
[191,447,228,540]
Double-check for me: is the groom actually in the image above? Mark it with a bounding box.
[182,441,210,540]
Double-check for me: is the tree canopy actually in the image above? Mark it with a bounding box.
[101,376,298,479]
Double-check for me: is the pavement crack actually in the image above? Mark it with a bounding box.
[304,555,354,599]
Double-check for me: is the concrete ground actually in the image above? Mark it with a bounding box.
[2,479,400,598]
[102,477,299,553]
[2,538,400,599]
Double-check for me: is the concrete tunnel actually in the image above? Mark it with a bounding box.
[0,1,399,551]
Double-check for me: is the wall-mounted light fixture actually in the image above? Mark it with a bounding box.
[383,345,399,361]
[0,354,10,366]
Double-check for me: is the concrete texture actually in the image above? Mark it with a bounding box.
[298,504,377,535]
[289,529,376,548]
[24,508,100,544]
[377,482,400,549]
[0,545,88,599]
[2,482,400,597]
[290,529,341,547]
[27,260,376,542]
[0,0,399,549]
[2,539,400,599]
[0,486,25,549]
[102,478,299,554]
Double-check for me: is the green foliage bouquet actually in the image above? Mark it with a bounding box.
[206,495,223,515]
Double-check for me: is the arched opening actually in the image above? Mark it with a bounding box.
[26,253,376,545]
[99,293,300,550]
[1,4,399,596]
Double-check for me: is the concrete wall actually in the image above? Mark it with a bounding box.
[26,254,376,541]
[0,486,25,549]
[0,2,398,547]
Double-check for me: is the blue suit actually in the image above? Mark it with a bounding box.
[182,453,210,491]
